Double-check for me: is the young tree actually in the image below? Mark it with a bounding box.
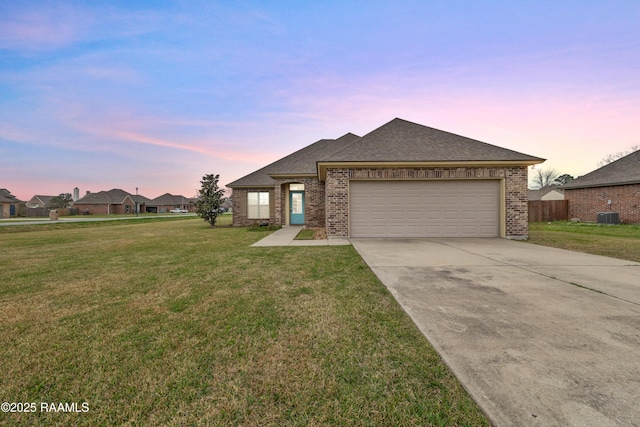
[195,174,225,226]
[50,193,73,208]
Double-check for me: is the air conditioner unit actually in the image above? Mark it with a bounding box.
[597,212,619,225]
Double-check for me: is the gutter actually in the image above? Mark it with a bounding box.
[316,159,545,181]
[562,180,640,190]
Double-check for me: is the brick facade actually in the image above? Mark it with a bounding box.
[504,167,530,238]
[73,202,135,215]
[273,178,325,227]
[1,203,12,219]
[232,179,326,227]
[564,184,640,224]
[231,187,275,226]
[233,166,532,238]
[325,166,530,238]
[325,169,350,237]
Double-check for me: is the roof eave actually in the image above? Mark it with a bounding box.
[317,159,545,181]
[267,173,317,179]
[563,180,640,190]
[227,184,275,189]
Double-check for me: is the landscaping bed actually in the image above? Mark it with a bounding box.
[294,227,327,240]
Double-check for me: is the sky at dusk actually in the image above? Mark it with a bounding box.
[1,0,639,201]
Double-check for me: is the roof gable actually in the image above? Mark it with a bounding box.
[323,118,544,163]
[36,195,56,205]
[563,150,640,189]
[74,189,135,205]
[228,118,545,188]
[151,193,189,205]
[0,188,22,203]
[0,189,21,203]
[227,133,361,187]
[528,186,564,200]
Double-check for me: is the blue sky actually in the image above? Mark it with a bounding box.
[1,0,639,200]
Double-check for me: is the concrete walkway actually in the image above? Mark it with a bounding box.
[351,238,640,427]
[251,226,351,247]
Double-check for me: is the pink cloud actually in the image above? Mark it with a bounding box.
[0,3,165,52]
[0,5,84,50]
[108,130,280,165]
[0,120,35,142]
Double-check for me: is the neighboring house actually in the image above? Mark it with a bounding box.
[562,150,640,224]
[132,194,151,214]
[26,195,56,208]
[228,118,544,239]
[528,186,564,201]
[148,193,194,213]
[0,189,22,218]
[221,197,232,212]
[73,189,140,215]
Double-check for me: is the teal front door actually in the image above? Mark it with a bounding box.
[290,191,305,225]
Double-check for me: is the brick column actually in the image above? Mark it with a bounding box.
[505,166,529,239]
[325,169,349,237]
[274,184,282,225]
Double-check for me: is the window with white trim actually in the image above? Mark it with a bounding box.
[247,191,270,219]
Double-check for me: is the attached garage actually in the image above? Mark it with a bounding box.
[349,180,501,238]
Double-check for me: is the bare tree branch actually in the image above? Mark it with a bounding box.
[531,168,559,189]
[598,145,640,167]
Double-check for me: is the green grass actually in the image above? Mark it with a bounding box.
[294,228,315,240]
[0,215,198,234]
[527,221,640,263]
[0,219,488,426]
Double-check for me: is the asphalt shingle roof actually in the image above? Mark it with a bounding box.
[227,133,361,187]
[151,193,190,205]
[528,186,564,201]
[32,195,56,206]
[227,118,544,188]
[323,118,544,163]
[562,150,640,189]
[74,189,135,204]
[0,189,21,203]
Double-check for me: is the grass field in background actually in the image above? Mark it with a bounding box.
[0,215,198,234]
[527,221,640,263]
[0,218,488,426]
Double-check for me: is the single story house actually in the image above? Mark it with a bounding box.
[528,186,564,201]
[562,150,640,223]
[228,118,544,239]
[133,195,152,214]
[147,193,194,213]
[0,189,22,219]
[73,189,140,215]
[26,195,56,208]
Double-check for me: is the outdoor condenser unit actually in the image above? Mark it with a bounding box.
[597,212,619,225]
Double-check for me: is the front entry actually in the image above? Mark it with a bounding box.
[289,191,305,225]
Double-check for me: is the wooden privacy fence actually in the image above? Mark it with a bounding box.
[528,200,568,222]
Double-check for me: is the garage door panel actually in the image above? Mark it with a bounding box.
[350,180,500,238]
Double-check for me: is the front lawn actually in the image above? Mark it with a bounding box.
[0,219,488,426]
[527,221,640,263]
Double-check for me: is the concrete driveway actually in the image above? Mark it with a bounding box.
[351,238,640,427]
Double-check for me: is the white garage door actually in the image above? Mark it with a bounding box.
[350,180,500,238]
